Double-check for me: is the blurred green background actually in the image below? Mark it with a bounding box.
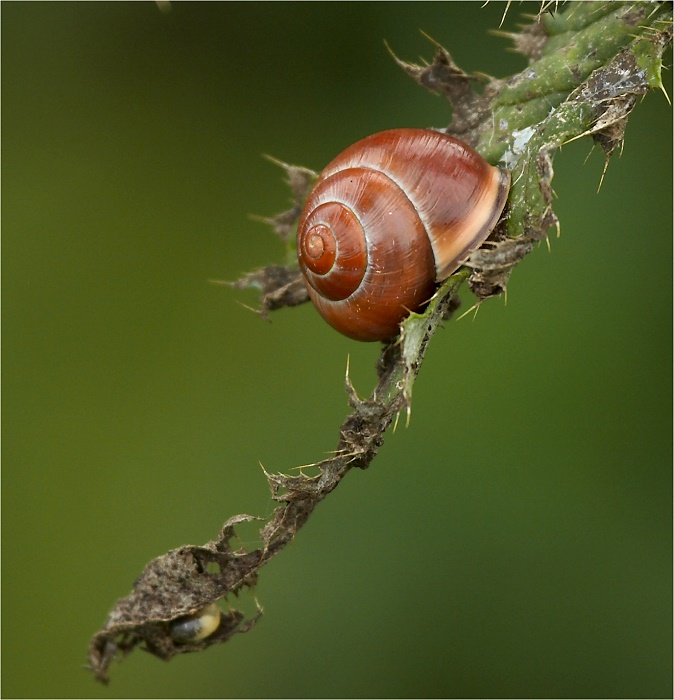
[3,2,671,698]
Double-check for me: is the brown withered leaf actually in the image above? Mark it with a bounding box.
[88,515,263,684]
[229,265,309,317]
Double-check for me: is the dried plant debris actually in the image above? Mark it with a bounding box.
[87,275,459,683]
[89,2,671,682]
[228,265,308,318]
[88,515,263,684]
[389,43,492,142]
[255,157,317,242]
[491,19,550,62]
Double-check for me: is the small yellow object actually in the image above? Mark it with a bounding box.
[169,603,221,644]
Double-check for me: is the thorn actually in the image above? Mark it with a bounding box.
[597,158,610,193]
[457,302,481,321]
[640,4,662,24]
[383,39,400,63]
[499,0,512,28]
[489,28,519,41]
[583,143,596,165]
[473,69,497,82]
[325,446,350,457]
[234,300,264,316]
[345,354,354,394]
[504,286,508,306]
[344,354,360,405]
[512,168,527,187]
[393,411,401,433]
[560,131,587,147]
[537,0,557,20]
[248,213,276,226]
[545,235,551,253]
[659,82,672,106]
[262,153,289,169]
[290,458,325,474]
[208,278,230,286]
[418,29,443,50]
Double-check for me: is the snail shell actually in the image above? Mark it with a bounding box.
[169,602,221,644]
[297,128,510,341]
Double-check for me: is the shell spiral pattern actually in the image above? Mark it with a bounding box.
[297,128,510,341]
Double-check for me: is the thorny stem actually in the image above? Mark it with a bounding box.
[88,2,671,683]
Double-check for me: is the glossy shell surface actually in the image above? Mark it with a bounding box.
[297,128,510,341]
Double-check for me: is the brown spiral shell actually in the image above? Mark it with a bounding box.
[297,128,510,341]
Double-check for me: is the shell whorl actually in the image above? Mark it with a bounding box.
[297,129,510,341]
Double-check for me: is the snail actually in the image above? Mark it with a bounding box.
[169,602,221,644]
[296,128,510,341]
